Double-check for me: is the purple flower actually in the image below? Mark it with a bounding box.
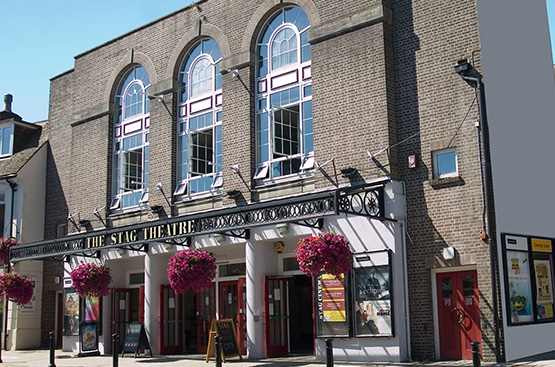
[70,262,112,298]
[0,272,33,305]
[295,232,353,277]
[168,249,216,294]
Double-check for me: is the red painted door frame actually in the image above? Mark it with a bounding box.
[196,285,215,354]
[218,279,247,355]
[264,276,289,357]
[160,284,182,355]
[436,270,481,360]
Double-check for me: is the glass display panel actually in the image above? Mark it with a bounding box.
[506,250,534,323]
[353,265,392,336]
[314,274,349,337]
[64,289,79,335]
[533,253,555,321]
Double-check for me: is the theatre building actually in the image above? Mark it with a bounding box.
[10,0,555,363]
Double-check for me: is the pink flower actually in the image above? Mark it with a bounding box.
[0,238,20,264]
[295,232,353,277]
[168,249,216,293]
[0,272,33,305]
[70,262,112,298]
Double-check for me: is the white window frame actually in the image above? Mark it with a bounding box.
[0,125,14,158]
[176,39,223,199]
[432,148,458,178]
[255,7,312,183]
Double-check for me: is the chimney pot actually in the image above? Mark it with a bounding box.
[4,94,13,112]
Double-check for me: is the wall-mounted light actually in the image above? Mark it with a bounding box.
[443,246,456,260]
[79,219,90,227]
[150,205,164,214]
[163,242,174,251]
[227,190,241,199]
[340,167,357,178]
[213,233,226,243]
[116,248,126,256]
[276,223,289,235]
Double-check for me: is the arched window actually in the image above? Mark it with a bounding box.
[110,66,150,211]
[175,38,223,198]
[255,7,313,181]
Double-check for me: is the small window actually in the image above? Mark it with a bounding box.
[173,182,187,196]
[57,223,67,238]
[109,197,121,210]
[211,174,223,189]
[432,148,458,178]
[300,154,315,170]
[253,164,269,180]
[0,125,14,157]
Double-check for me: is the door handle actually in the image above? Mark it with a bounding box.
[450,307,466,324]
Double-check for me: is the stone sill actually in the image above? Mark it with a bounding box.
[429,175,464,189]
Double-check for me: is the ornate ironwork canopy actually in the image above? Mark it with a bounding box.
[10,181,390,262]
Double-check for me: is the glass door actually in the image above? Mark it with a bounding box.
[264,276,289,356]
[160,285,182,354]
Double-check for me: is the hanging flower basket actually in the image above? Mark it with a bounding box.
[70,262,113,298]
[168,249,216,294]
[0,238,20,265]
[295,232,353,277]
[0,272,34,305]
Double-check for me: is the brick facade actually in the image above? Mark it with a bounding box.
[43,0,502,361]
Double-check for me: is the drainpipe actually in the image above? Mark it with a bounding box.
[455,60,501,363]
[0,173,16,352]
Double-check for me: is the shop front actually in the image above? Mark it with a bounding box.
[11,179,409,362]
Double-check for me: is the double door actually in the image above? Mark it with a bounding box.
[111,287,144,351]
[159,279,246,355]
[436,270,481,360]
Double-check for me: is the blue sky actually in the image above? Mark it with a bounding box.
[1,1,555,122]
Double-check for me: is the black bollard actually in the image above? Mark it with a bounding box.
[325,338,334,367]
[48,331,56,367]
[471,341,481,367]
[215,335,222,367]
[112,333,119,367]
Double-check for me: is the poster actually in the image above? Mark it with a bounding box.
[20,277,36,314]
[80,322,98,352]
[506,250,533,323]
[353,265,392,336]
[64,289,79,335]
[534,259,553,304]
[84,297,100,322]
[321,274,346,322]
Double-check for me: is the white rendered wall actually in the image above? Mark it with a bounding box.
[477,0,555,361]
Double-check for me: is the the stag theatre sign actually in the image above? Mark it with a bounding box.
[85,220,196,249]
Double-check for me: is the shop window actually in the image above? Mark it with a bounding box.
[218,263,246,277]
[432,148,458,178]
[313,250,394,338]
[502,234,555,325]
[176,38,222,199]
[255,6,312,182]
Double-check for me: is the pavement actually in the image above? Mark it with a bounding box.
[1,350,555,367]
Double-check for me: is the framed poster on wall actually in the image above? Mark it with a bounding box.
[352,250,393,337]
[63,289,79,335]
[506,250,533,323]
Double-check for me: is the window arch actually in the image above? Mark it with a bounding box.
[255,6,312,181]
[175,38,223,198]
[111,66,150,211]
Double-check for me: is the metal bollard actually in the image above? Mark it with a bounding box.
[112,333,119,367]
[48,331,56,367]
[471,341,481,367]
[215,335,222,367]
[325,338,334,367]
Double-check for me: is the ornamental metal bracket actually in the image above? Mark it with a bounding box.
[165,236,192,247]
[221,228,250,239]
[336,183,386,220]
[80,250,100,259]
[118,243,149,253]
[295,218,324,229]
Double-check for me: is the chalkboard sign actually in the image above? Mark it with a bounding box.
[205,319,242,362]
[121,322,153,358]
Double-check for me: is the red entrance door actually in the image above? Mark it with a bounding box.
[111,287,144,351]
[436,270,481,360]
[219,279,246,355]
[264,276,289,356]
[160,285,182,354]
[197,285,215,354]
